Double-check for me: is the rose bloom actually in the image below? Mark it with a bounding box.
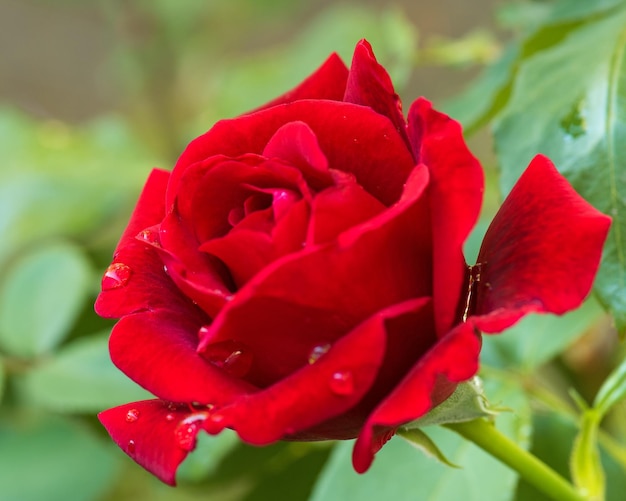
[97,40,610,484]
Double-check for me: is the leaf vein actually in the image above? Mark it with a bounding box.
[605,23,626,288]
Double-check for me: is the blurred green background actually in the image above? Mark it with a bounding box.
[1,1,624,500]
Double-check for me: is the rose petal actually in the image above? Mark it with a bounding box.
[353,321,481,473]
[168,101,415,207]
[201,301,389,444]
[200,229,274,287]
[177,157,308,242]
[198,166,432,387]
[159,209,235,318]
[344,39,407,142]
[271,198,311,256]
[253,52,349,111]
[109,309,255,404]
[473,154,611,333]
[262,121,334,189]
[98,400,208,485]
[291,297,435,441]
[408,98,484,336]
[307,180,386,245]
[160,157,311,314]
[95,169,189,318]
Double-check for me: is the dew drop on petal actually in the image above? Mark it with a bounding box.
[204,340,253,378]
[174,413,208,451]
[308,343,331,364]
[198,325,211,339]
[102,263,132,291]
[127,440,136,454]
[165,413,175,422]
[125,409,140,423]
[329,370,354,396]
[210,412,225,425]
[136,227,162,248]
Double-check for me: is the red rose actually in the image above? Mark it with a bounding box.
[96,40,610,484]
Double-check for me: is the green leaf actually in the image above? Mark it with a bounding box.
[493,7,626,332]
[481,296,604,373]
[310,377,530,501]
[547,0,624,23]
[397,428,459,468]
[0,241,92,358]
[570,410,605,501]
[16,331,152,412]
[593,355,626,418]
[0,358,5,404]
[0,415,120,501]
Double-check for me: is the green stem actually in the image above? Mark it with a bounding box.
[446,418,587,501]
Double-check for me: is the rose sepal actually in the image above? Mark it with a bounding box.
[399,376,500,430]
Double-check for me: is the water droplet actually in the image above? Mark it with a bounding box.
[174,413,208,451]
[125,409,140,423]
[198,325,211,339]
[127,440,136,454]
[165,413,175,421]
[329,370,354,395]
[210,412,225,425]
[136,227,162,248]
[308,343,331,364]
[203,340,253,378]
[102,263,132,291]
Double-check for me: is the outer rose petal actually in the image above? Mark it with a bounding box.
[344,40,407,142]
[253,52,349,111]
[473,155,611,333]
[408,98,484,336]
[98,400,209,485]
[109,309,255,404]
[201,305,389,444]
[95,169,188,318]
[353,321,481,473]
[292,298,436,441]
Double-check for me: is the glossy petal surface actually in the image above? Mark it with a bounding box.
[109,309,255,404]
[197,166,431,387]
[344,40,407,141]
[353,321,481,473]
[99,400,210,485]
[168,101,415,207]
[474,155,611,332]
[202,307,389,444]
[95,169,186,318]
[408,98,484,336]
